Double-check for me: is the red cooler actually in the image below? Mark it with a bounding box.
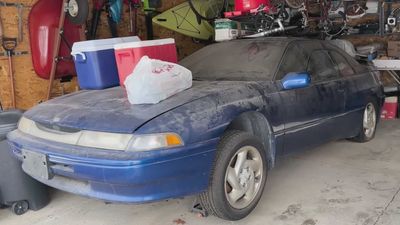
[235,0,269,12]
[381,97,398,119]
[114,38,178,86]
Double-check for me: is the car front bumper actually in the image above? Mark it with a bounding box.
[7,130,217,203]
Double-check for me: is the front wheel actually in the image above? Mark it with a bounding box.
[199,130,267,220]
[350,102,378,142]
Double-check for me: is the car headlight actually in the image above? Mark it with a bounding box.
[18,117,184,152]
[77,131,133,150]
[126,133,184,151]
[78,131,184,151]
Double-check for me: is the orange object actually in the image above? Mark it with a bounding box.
[166,134,182,146]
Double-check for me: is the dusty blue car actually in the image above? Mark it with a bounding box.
[8,38,384,220]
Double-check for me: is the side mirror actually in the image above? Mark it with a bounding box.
[281,72,311,90]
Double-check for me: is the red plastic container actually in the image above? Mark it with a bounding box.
[29,0,83,79]
[381,97,398,119]
[114,38,178,86]
[235,0,270,12]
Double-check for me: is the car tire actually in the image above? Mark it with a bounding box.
[199,130,268,221]
[350,101,378,143]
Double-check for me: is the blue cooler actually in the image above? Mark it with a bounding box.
[71,37,140,90]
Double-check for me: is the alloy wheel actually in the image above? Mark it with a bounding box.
[363,103,376,139]
[224,146,263,209]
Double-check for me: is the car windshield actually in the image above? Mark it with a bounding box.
[180,40,286,81]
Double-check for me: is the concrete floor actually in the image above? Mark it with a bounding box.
[2,120,400,225]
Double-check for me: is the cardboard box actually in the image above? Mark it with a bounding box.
[387,41,400,57]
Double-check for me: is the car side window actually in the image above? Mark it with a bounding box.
[343,52,369,74]
[329,51,355,77]
[307,50,339,82]
[276,43,308,80]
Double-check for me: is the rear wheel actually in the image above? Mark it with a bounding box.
[351,102,378,142]
[199,130,267,220]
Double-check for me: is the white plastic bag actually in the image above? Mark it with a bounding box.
[125,56,193,104]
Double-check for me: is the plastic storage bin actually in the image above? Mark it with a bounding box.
[114,38,178,86]
[0,110,49,215]
[381,97,398,119]
[235,0,269,12]
[71,36,140,90]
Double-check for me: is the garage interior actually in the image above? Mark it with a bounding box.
[1,0,400,224]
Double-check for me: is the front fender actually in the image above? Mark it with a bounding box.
[135,93,265,144]
[227,111,276,168]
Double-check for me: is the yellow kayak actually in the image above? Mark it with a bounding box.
[152,1,214,40]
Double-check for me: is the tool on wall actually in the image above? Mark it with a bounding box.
[47,0,69,100]
[127,0,140,35]
[88,0,123,39]
[2,38,17,109]
[0,3,20,108]
[0,2,28,44]
[88,0,104,39]
[106,0,122,37]
[143,0,161,40]
[17,4,23,43]
[46,0,86,100]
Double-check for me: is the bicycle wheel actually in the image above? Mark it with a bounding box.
[346,3,366,19]
[188,0,227,21]
[330,0,343,11]
[324,12,346,37]
[285,0,304,9]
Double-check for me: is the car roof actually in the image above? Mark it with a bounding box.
[228,37,313,45]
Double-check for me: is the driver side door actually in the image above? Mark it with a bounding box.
[277,41,345,154]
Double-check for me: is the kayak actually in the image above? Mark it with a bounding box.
[152,2,214,40]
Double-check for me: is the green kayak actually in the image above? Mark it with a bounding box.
[152,1,214,40]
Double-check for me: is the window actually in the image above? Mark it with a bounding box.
[307,50,339,82]
[180,40,286,81]
[343,52,369,74]
[329,51,355,77]
[276,43,308,80]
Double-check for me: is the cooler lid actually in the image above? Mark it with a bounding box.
[114,38,175,50]
[72,36,141,54]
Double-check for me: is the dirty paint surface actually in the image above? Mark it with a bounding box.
[2,121,400,225]
[8,38,384,204]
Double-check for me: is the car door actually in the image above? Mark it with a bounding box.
[277,41,345,154]
[327,49,377,138]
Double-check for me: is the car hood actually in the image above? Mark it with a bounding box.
[24,81,263,133]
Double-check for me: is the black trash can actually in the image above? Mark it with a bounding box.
[0,110,50,215]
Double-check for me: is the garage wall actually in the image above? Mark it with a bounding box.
[0,0,203,110]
